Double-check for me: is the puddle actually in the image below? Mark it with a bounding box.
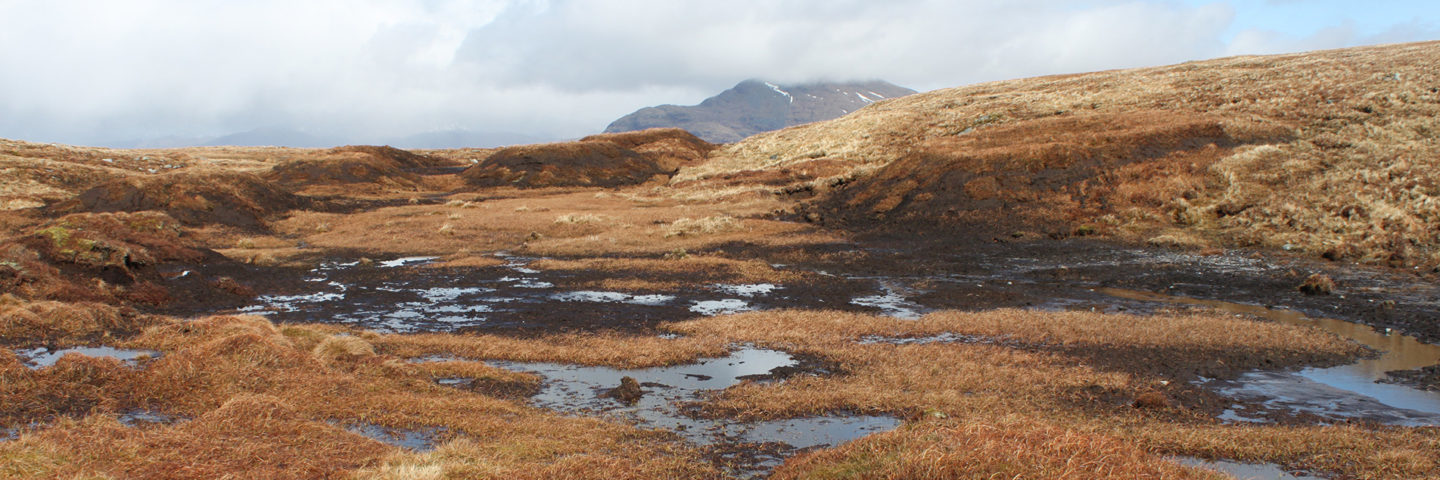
[857,333,981,345]
[118,410,185,427]
[690,299,753,316]
[378,256,439,268]
[713,283,780,297]
[552,291,676,306]
[0,428,17,443]
[15,346,161,370]
[1102,288,1440,426]
[490,347,900,477]
[850,280,925,319]
[340,422,446,451]
[1172,456,1325,480]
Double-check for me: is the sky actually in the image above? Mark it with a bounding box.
[0,0,1435,147]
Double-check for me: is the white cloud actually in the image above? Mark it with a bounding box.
[0,0,1433,146]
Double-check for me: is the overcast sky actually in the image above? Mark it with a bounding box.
[1,0,1435,147]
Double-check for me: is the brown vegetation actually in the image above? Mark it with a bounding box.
[660,309,1436,479]
[50,171,306,229]
[580,128,719,171]
[0,315,718,479]
[1298,273,1336,295]
[264,145,457,194]
[0,212,226,305]
[772,418,1224,479]
[0,299,160,348]
[808,110,1288,237]
[463,128,715,188]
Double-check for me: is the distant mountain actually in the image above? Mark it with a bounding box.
[387,129,549,149]
[203,127,340,148]
[605,79,917,143]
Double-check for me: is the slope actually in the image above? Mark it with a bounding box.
[683,41,1440,270]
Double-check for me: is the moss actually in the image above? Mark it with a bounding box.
[34,226,73,248]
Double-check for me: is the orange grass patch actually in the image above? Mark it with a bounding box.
[0,299,162,347]
[374,331,729,368]
[274,188,826,258]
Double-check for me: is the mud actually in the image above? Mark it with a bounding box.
[227,254,879,334]
[433,376,542,400]
[1385,365,1440,392]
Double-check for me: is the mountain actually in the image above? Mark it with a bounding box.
[605,79,917,143]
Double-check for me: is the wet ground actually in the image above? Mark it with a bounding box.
[230,253,875,333]
[201,235,1440,477]
[13,346,161,369]
[474,348,895,478]
[1172,457,1326,480]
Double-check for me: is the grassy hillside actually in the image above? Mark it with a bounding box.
[685,41,1440,270]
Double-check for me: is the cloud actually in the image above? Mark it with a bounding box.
[0,0,1433,146]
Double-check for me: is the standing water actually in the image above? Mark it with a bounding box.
[1101,288,1440,425]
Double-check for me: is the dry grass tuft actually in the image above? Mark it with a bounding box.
[1298,273,1336,295]
[664,215,744,237]
[312,335,376,363]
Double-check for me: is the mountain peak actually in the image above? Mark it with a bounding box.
[606,79,917,143]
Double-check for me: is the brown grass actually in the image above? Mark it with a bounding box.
[272,189,830,258]
[461,141,667,189]
[656,308,1435,479]
[0,299,162,348]
[772,417,1225,480]
[462,129,715,189]
[51,170,307,229]
[0,315,718,479]
[374,331,728,368]
[264,145,459,195]
[579,128,719,171]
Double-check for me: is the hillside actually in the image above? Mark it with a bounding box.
[605,79,917,143]
[682,41,1440,270]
